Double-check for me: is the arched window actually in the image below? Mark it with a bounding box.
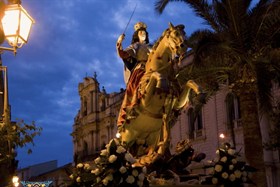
[83,141,88,156]
[225,92,241,128]
[188,108,195,139]
[188,107,203,139]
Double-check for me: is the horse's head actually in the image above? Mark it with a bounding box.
[166,22,188,56]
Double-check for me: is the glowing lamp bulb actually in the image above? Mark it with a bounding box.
[219,133,225,139]
[116,132,121,138]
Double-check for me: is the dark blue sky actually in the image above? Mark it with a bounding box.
[2,0,208,168]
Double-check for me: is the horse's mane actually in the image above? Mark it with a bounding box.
[151,28,170,52]
[150,24,185,53]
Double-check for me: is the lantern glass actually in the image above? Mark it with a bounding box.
[1,4,34,48]
[19,10,33,43]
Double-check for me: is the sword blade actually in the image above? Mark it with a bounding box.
[123,4,137,34]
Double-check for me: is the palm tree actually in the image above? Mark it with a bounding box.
[155,0,280,186]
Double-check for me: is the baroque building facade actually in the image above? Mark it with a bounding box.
[72,73,124,163]
[72,73,280,186]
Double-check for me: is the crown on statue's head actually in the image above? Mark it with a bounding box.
[134,22,147,31]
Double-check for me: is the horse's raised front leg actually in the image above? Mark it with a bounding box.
[141,72,168,107]
[174,80,205,110]
[186,80,203,94]
[173,83,191,110]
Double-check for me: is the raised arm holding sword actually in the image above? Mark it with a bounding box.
[116,4,151,85]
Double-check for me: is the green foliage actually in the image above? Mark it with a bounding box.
[0,119,42,164]
[154,1,279,186]
[156,0,280,113]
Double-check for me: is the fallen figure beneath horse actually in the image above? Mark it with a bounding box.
[147,139,206,185]
[117,22,206,168]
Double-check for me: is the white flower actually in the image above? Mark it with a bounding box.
[94,157,101,164]
[126,175,135,184]
[149,175,155,181]
[76,163,83,168]
[216,150,220,155]
[91,168,100,175]
[231,158,237,164]
[114,138,120,145]
[228,148,235,155]
[96,177,101,183]
[138,173,145,181]
[100,149,108,156]
[105,174,113,181]
[125,152,136,163]
[132,169,139,177]
[229,174,236,181]
[213,157,219,163]
[105,143,110,149]
[215,164,223,172]
[242,176,247,182]
[234,170,242,178]
[222,172,229,179]
[242,171,248,177]
[76,177,81,183]
[212,177,218,184]
[220,156,227,163]
[137,180,143,187]
[69,174,74,179]
[84,163,90,170]
[119,166,127,174]
[142,166,147,174]
[108,154,117,163]
[229,165,234,170]
[116,146,126,154]
[102,178,109,186]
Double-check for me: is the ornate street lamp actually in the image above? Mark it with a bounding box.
[0,4,34,186]
[0,3,34,54]
[0,2,34,122]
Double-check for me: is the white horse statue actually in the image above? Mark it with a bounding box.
[118,23,204,166]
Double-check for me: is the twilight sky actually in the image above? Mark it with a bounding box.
[2,0,208,168]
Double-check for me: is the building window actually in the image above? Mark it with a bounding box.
[101,135,107,150]
[83,141,88,156]
[83,97,87,116]
[188,107,203,139]
[225,92,241,128]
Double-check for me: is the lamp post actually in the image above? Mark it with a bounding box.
[0,0,34,137]
[0,2,34,186]
[0,1,34,126]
